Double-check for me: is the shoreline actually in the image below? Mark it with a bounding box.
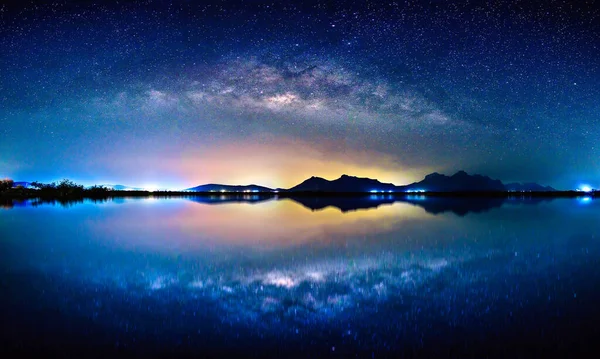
[1,190,596,201]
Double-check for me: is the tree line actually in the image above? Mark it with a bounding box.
[0,179,110,197]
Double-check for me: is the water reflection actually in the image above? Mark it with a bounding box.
[1,194,557,214]
[288,195,514,215]
[87,198,431,249]
[1,196,600,355]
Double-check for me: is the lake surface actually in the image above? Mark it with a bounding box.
[1,196,599,357]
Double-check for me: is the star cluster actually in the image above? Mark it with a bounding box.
[1,0,598,188]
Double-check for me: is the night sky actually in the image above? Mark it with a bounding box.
[1,0,598,190]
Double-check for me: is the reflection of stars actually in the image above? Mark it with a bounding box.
[84,254,461,327]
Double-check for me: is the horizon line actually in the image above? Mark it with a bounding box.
[4,170,598,193]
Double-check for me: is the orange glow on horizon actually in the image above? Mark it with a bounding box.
[166,137,432,188]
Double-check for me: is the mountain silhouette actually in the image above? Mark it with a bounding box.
[505,182,556,192]
[185,184,273,192]
[286,174,397,192]
[284,171,511,193]
[101,184,145,191]
[185,171,553,193]
[25,171,552,195]
[399,170,506,192]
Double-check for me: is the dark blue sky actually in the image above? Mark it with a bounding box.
[1,0,598,189]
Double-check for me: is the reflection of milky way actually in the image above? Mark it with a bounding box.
[5,198,600,354]
[81,253,468,330]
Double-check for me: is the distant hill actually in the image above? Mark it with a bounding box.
[286,174,397,192]
[282,171,553,193]
[185,184,273,192]
[18,171,553,194]
[399,171,506,192]
[505,182,556,192]
[100,184,145,191]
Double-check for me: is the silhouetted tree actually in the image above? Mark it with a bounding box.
[30,181,56,190]
[87,185,109,196]
[56,179,84,196]
[0,179,14,193]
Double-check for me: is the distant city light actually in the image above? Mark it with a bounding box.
[580,185,593,193]
[142,184,159,192]
[406,194,426,200]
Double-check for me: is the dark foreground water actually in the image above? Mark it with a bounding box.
[1,196,599,357]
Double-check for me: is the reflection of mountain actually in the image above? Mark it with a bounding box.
[284,196,556,216]
[185,184,273,192]
[187,195,274,205]
[288,196,398,212]
[289,196,506,216]
[3,195,559,217]
[401,197,506,216]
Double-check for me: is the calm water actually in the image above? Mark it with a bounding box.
[1,196,599,357]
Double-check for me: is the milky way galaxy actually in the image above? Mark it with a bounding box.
[1,1,599,189]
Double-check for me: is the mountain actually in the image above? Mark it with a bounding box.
[283,171,551,193]
[100,184,145,191]
[505,182,556,192]
[400,171,506,192]
[286,174,397,192]
[185,184,273,192]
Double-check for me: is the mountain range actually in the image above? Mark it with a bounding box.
[13,171,557,193]
[504,182,556,192]
[401,170,506,192]
[185,184,273,192]
[286,174,397,193]
[98,184,145,191]
[185,171,556,193]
